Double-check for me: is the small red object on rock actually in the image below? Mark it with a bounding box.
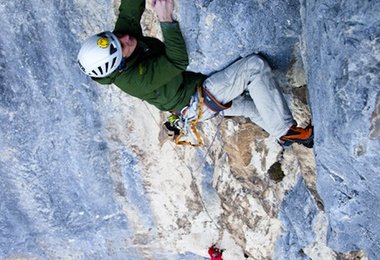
[208,245,223,260]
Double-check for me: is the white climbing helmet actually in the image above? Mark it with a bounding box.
[77,31,123,78]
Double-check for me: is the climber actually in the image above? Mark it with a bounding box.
[77,0,314,148]
[208,245,224,260]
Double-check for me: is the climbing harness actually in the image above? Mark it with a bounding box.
[203,87,232,112]
[171,85,232,147]
[174,86,205,147]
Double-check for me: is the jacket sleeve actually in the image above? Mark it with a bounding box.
[133,21,189,91]
[113,0,145,37]
[160,22,189,70]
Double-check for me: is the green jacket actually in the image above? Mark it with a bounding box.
[94,0,206,111]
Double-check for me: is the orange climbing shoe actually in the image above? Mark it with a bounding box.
[279,123,314,148]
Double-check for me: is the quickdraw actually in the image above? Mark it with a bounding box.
[175,86,204,147]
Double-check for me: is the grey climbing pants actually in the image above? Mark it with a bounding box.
[183,54,294,139]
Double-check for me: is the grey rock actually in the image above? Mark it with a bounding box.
[275,177,318,260]
[304,0,380,258]
[177,0,302,74]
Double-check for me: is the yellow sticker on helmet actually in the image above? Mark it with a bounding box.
[97,37,109,48]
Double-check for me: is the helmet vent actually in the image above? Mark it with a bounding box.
[110,44,117,55]
[98,66,103,75]
[105,62,109,72]
[111,57,117,68]
[92,70,98,76]
[78,60,86,73]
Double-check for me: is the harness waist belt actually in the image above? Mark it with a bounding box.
[202,87,232,112]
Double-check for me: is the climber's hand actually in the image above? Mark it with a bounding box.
[153,0,174,22]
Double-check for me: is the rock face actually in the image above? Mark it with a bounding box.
[275,177,318,259]
[0,0,379,259]
[274,1,380,258]
[177,0,302,75]
[303,1,380,259]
